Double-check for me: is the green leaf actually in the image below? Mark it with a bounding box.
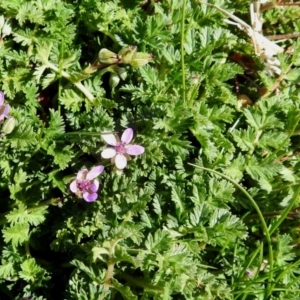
[19,258,45,282]
[13,29,35,46]
[145,230,172,253]
[110,279,138,300]
[246,157,282,192]
[139,65,158,85]
[47,144,73,169]
[3,224,30,246]
[9,121,37,149]
[184,27,195,55]
[223,154,245,181]
[35,42,53,65]
[41,72,57,89]
[59,89,84,112]
[43,109,65,140]
[0,261,15,278]
[280,167,295,183]
[232,127,256,152]
[10,169,28,200]
[92,247,109,262]
[6,203,47,226]
[163,45,181,64]
[170,185,185,216]
[140,211,152,228]
[285,68,300,82]
[34,65,47,83]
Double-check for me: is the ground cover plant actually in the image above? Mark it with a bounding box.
[1,0,300,299]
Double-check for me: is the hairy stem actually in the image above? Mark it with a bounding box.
[180,0,187,105]
[47,62,95,101]
[103,238,121,290]
[261,63,293,99]
[103,259,115,289]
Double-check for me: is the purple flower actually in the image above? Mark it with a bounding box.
[101,128,144,169]
[70,165,104,202]
[0,92,10,123]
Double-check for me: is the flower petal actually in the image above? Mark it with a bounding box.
[101,148,116,159]
[126,145,145,156]
[0,92,4,106]
[89,180,99,192]
[121,128,133,144]
[102,133,117,146]
[3,104,10,116]
[70,180,78,193]
[115,153,127,169]
[83,192,98,202]
[76,169,88,180]
[86,165,104,180]
[0,104,9,117]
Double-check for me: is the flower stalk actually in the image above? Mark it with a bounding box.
[47,62,95,101]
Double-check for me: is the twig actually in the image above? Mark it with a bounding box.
[267,33,300,40]
[261,1,300,12]
[277,151,300,162]
[261,63,293,98]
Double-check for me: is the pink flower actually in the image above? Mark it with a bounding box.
[101,128,144,169]
[0,92,10,123]
[70,165,104,202]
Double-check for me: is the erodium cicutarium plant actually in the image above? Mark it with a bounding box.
[1,1,300,300]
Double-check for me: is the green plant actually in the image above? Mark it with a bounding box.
[0,0,300,299]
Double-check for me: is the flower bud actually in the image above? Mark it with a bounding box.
[133,52,154,60]
[118,67,127,80]
[2,117,16,134]
[129,59,147,68]
[109,73,120,89]
[130,52,154,68]
[98,48,118,64]
[118,46,137,64]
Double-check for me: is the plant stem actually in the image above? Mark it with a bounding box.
[180,0,187,106]
[103,238,121,290]
[261,1,300,12]
[25,242,31,256]
[103,259,115,289]
[261,63,293,99]
[63,131,114,137]
[47,62,95,101]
